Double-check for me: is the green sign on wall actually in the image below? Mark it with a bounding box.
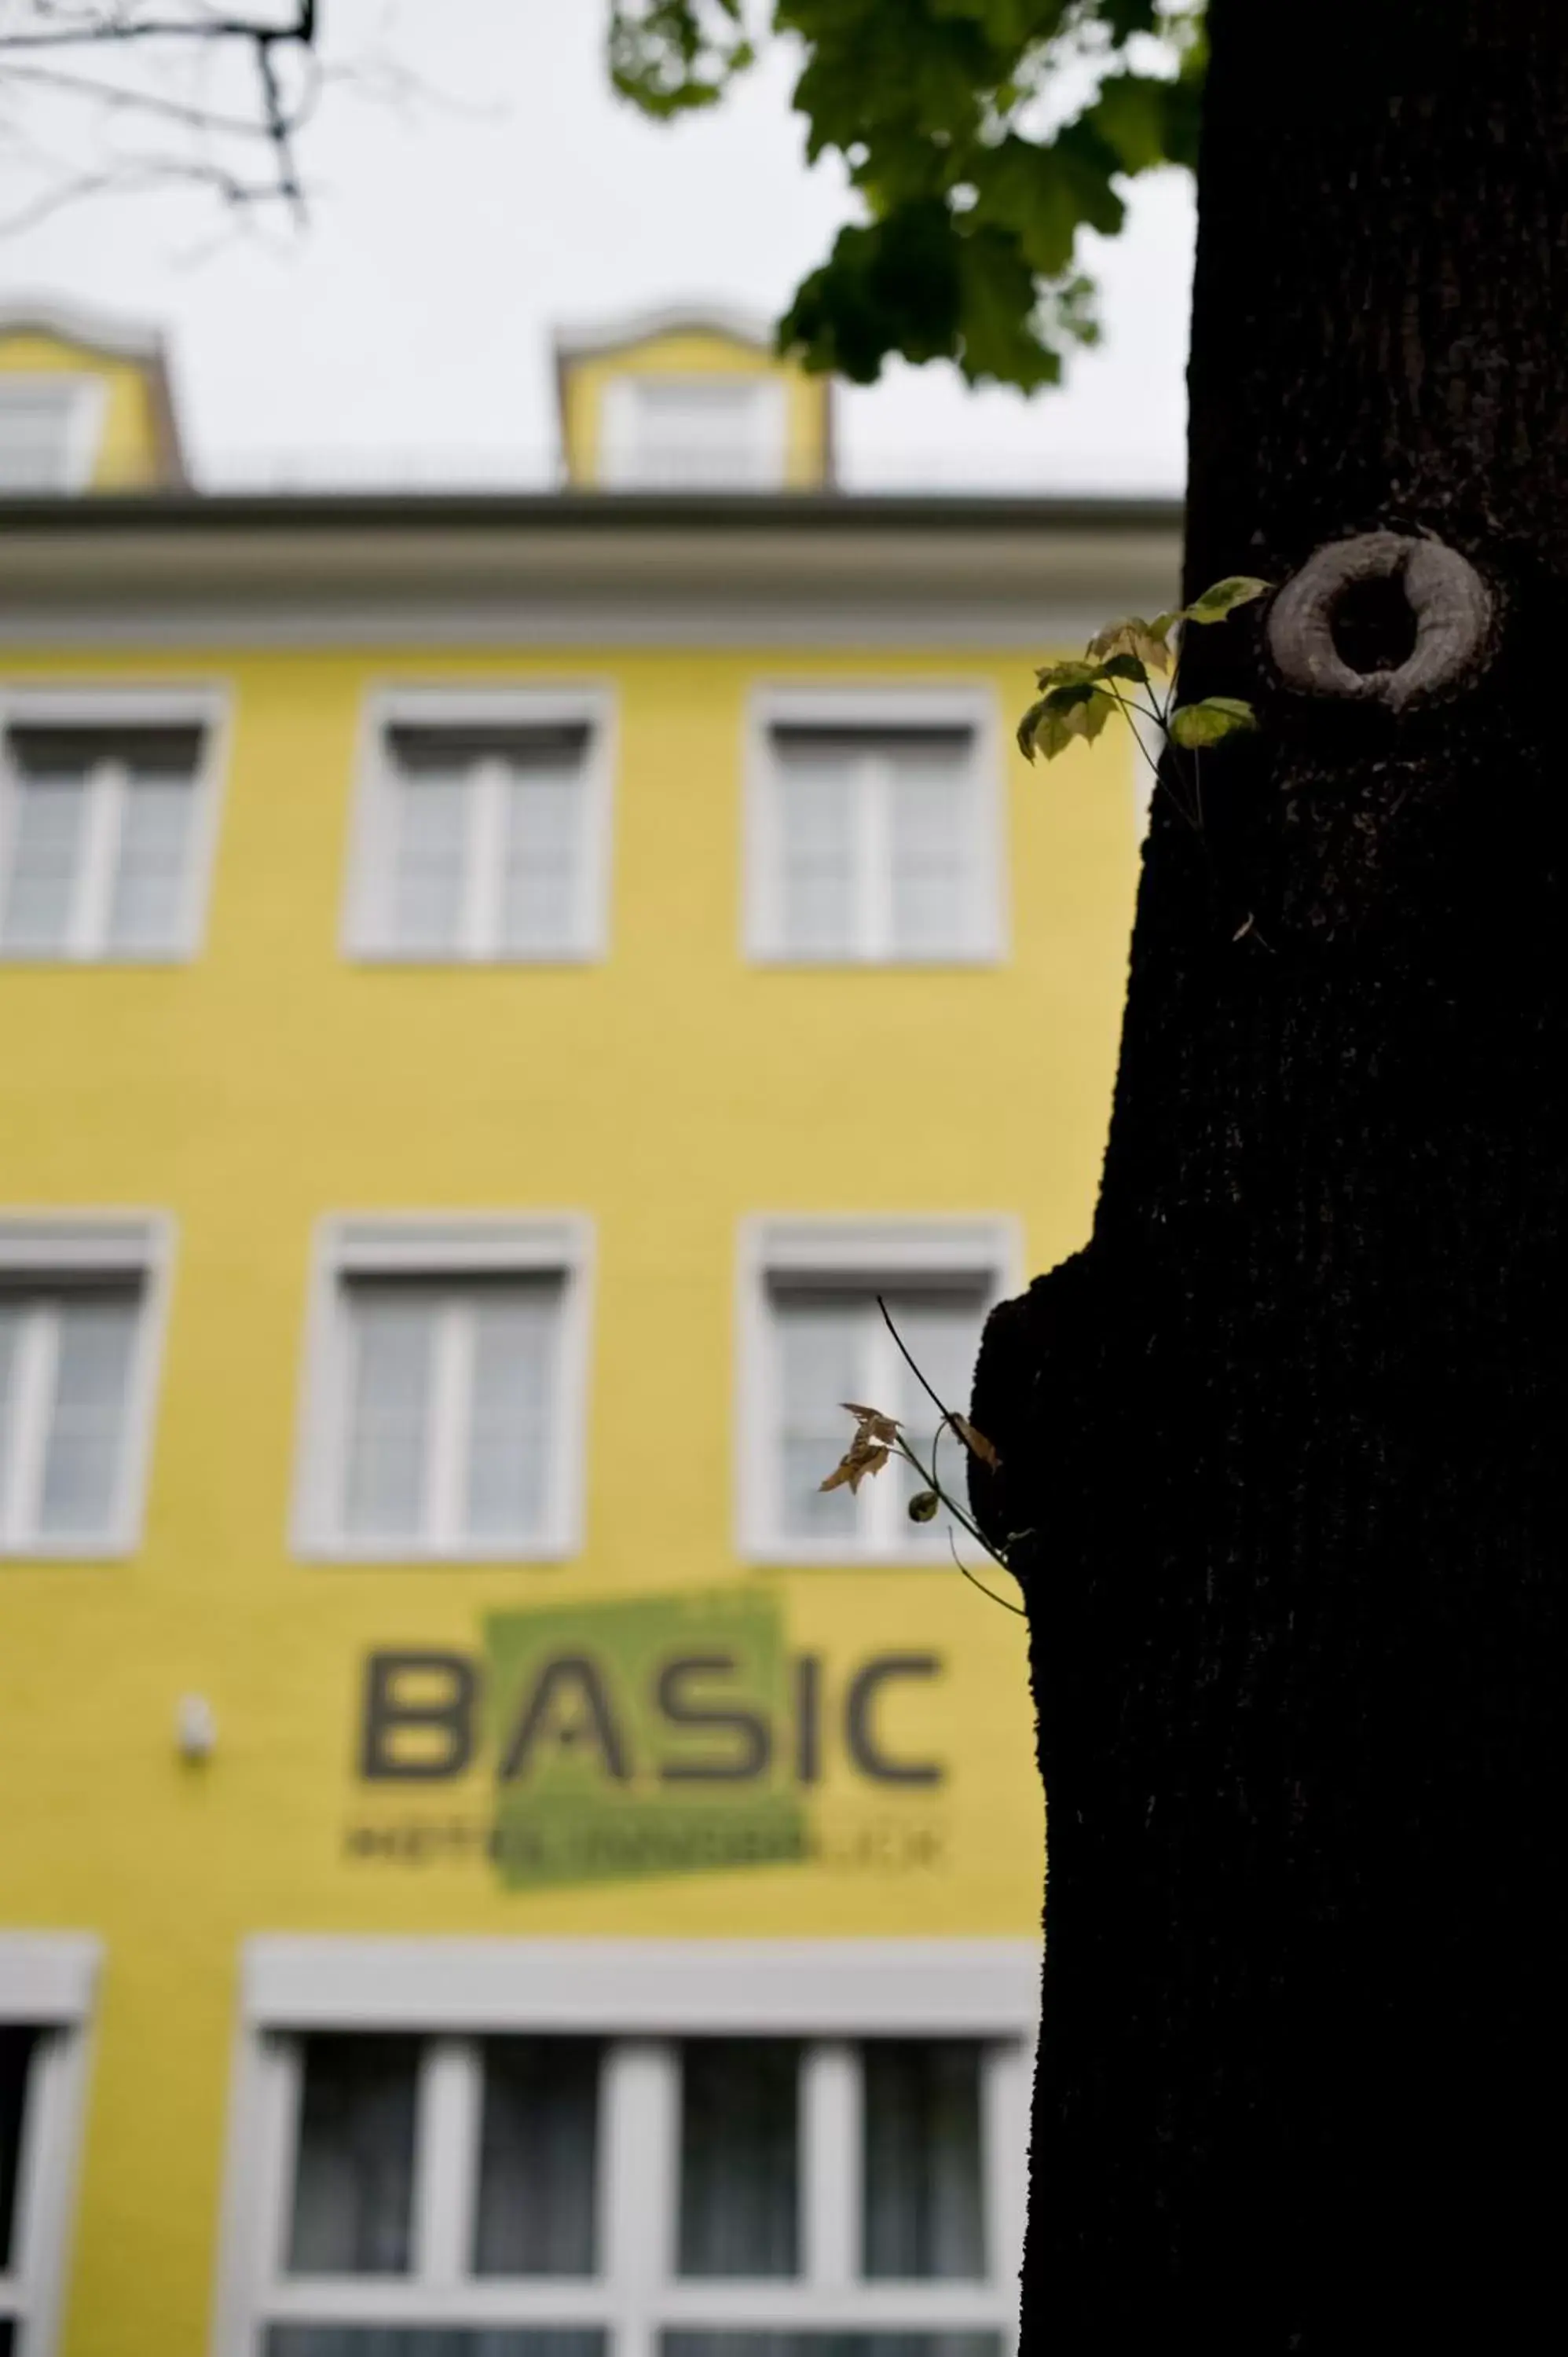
[485,1588,808,1889]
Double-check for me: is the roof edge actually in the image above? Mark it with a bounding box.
[551,302,778,365]
[0,488,1184,535]
[0,294,166,363]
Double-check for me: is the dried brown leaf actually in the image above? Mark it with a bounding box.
[820,1439,892,1496]
[845,1444,889,1494]
[841,1401,900,1443]
[949,1413,1002,1470]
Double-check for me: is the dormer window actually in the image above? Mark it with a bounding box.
[555,308,831,492]
[599,373,789,491]
[0,302,187,491]
[0,376,104,493]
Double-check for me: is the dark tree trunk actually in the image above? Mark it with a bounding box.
[973,4,1568,2346]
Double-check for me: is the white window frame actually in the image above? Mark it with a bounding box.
[737,1215,1021,1568]
[0,1934,101,2357]
[343,686,616,964]
[0,685,229,964]
[213,1936,1036,2357]
[0,376,107,494]
[291,1213,595,1563]
[599,375,789,492]
[743,685,1006,967]
[0,1212,175,1560]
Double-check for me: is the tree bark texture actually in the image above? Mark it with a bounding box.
[973,4,1568,2346]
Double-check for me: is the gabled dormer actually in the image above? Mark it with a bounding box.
[0,299,186,494]
[554,305,834,493]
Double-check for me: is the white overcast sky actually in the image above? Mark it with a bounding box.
[2,0,1194,495]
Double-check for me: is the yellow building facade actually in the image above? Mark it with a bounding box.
[0,310,1178,2357]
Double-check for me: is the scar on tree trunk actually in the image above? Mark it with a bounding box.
[972,3,1568,2348]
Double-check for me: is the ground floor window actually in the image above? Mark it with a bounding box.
[218,1941,1035,2357]
[0,1935,98,2357]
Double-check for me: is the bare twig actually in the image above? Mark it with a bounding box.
[251,9,302,216]
[0,0,324,226]
[875,1292,957,1433]
[0,56,319,138]
[948,1529,1027,1617]
[0,152,284,233]
[0,5,316,55]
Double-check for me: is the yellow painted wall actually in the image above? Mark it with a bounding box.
[561,328,831,487]
[0,330,170,489]
[0,643,1138,2356]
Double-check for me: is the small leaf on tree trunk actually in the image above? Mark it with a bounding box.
[1180,576,1273,625]
[1088,617,1171,674]
[1017,696,1053,761]
[1097,651,1151,684]
[1018,691,1079,760]
[1169,696,1259,748]
[950,1413,1002,1468]
[1062,687,1115,743]
[1019,681,1117,761]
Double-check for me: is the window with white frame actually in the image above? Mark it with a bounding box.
[0,1935,99,2357]
[220,1937,1033,2357]
[749,698,1001,966]
[350,697,610,962]
[600,376,789,492]
[0,378,103,494]
[742,1221,1014,1564]
[296,1218,592,1561]
[0,1217,170,1558]
[0,701,222,961]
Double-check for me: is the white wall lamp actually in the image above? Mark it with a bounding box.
[175,1692,218,1761]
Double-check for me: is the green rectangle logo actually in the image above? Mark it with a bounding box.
[485,1588,809,1889]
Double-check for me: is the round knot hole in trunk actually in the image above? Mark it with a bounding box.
[1266,530,1492,713]
[1329,574,1420,675]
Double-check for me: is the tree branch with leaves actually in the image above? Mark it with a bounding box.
[610,0,1205,388]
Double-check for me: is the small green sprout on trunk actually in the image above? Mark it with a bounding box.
[1017,574,1272,829]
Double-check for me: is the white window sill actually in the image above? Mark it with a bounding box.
[295,1535,579,1567]
[746,947,1004,970]
[242,1932,1039,2029]
[0,949,196,967]
[345,946,606,968]
[0,1537,135,1562]
[742,1538,976,1571]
